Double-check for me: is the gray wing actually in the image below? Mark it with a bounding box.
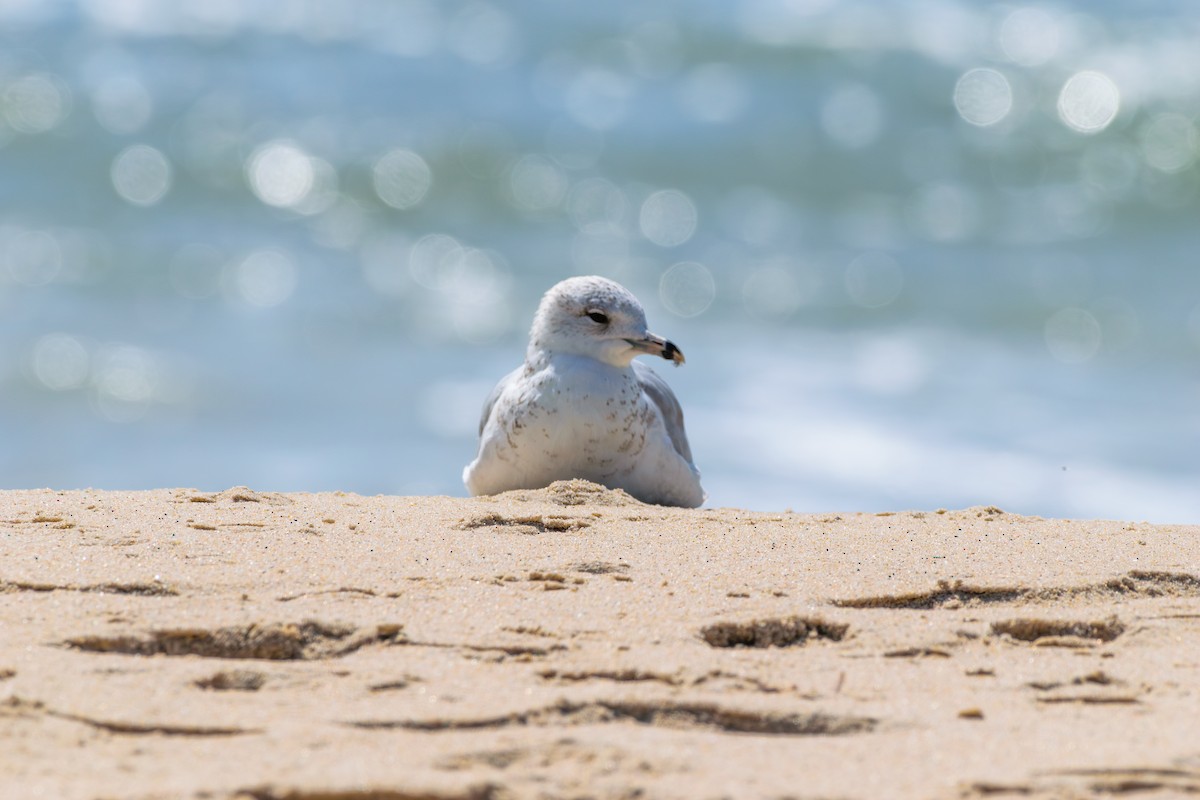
[478,365,524,435]
[633,360,694,465]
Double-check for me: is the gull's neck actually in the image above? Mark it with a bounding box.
[526,344,631,374]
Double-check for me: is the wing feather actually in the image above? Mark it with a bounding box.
[633,360,694,465]
[478,366,524,435]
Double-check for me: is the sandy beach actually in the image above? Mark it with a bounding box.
[2,481,1199,799]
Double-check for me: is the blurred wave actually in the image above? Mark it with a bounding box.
[2,0,1198,521]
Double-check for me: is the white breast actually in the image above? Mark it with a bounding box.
[496,356,649,480]
[463,354,703,506]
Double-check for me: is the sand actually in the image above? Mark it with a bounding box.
[2,481,1199,799]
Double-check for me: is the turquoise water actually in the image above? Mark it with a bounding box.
[2,1,1198,521]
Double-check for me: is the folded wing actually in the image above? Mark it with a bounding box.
[633,360,695,466]
[477,366,524,435]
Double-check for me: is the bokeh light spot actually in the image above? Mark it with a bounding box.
[226,250,298,308]
[448,247,506,304]
[721,186,791,247]
[448,255,512,344]
[1045,307,1101,363]
[567,178,626,233]
[639,189,697,247]
[2,227,62,286]
[448,2,519,68]
[32,333,89,391]
[509,154,567,211]
[246,140,315,209]
[409,233,465,290]
[366,0,442,58]
[99,365,151,406]
[3,73,70,134]
[1057,71,1119,134]
[93,346,154,424]
[845,252,903,309]
[910,2,981,64]
[571,228,629,274]
[111,144,172,206]
[91,74,153,134]
[565,69,631,130]
[953,68,1012,127]
[659,262,716,318]
[292,157,339,216]
[1138,113,1198,174]
[742,262,817,318]
[308,195,366,249]
[373,148,433,210]
[821,84,883,149]
[998,7,1059,67]
[738,0,835,46]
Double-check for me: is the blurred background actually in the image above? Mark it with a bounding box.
[1,0,1198,521]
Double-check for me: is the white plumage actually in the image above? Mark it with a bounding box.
[463,276,704,508]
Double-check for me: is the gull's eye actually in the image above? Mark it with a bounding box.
[586,311,609,325]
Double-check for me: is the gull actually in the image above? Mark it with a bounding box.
[463,275,704,507]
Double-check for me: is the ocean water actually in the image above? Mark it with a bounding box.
[2,0,1198,522]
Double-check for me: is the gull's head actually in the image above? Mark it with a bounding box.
[528,275,685,369]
